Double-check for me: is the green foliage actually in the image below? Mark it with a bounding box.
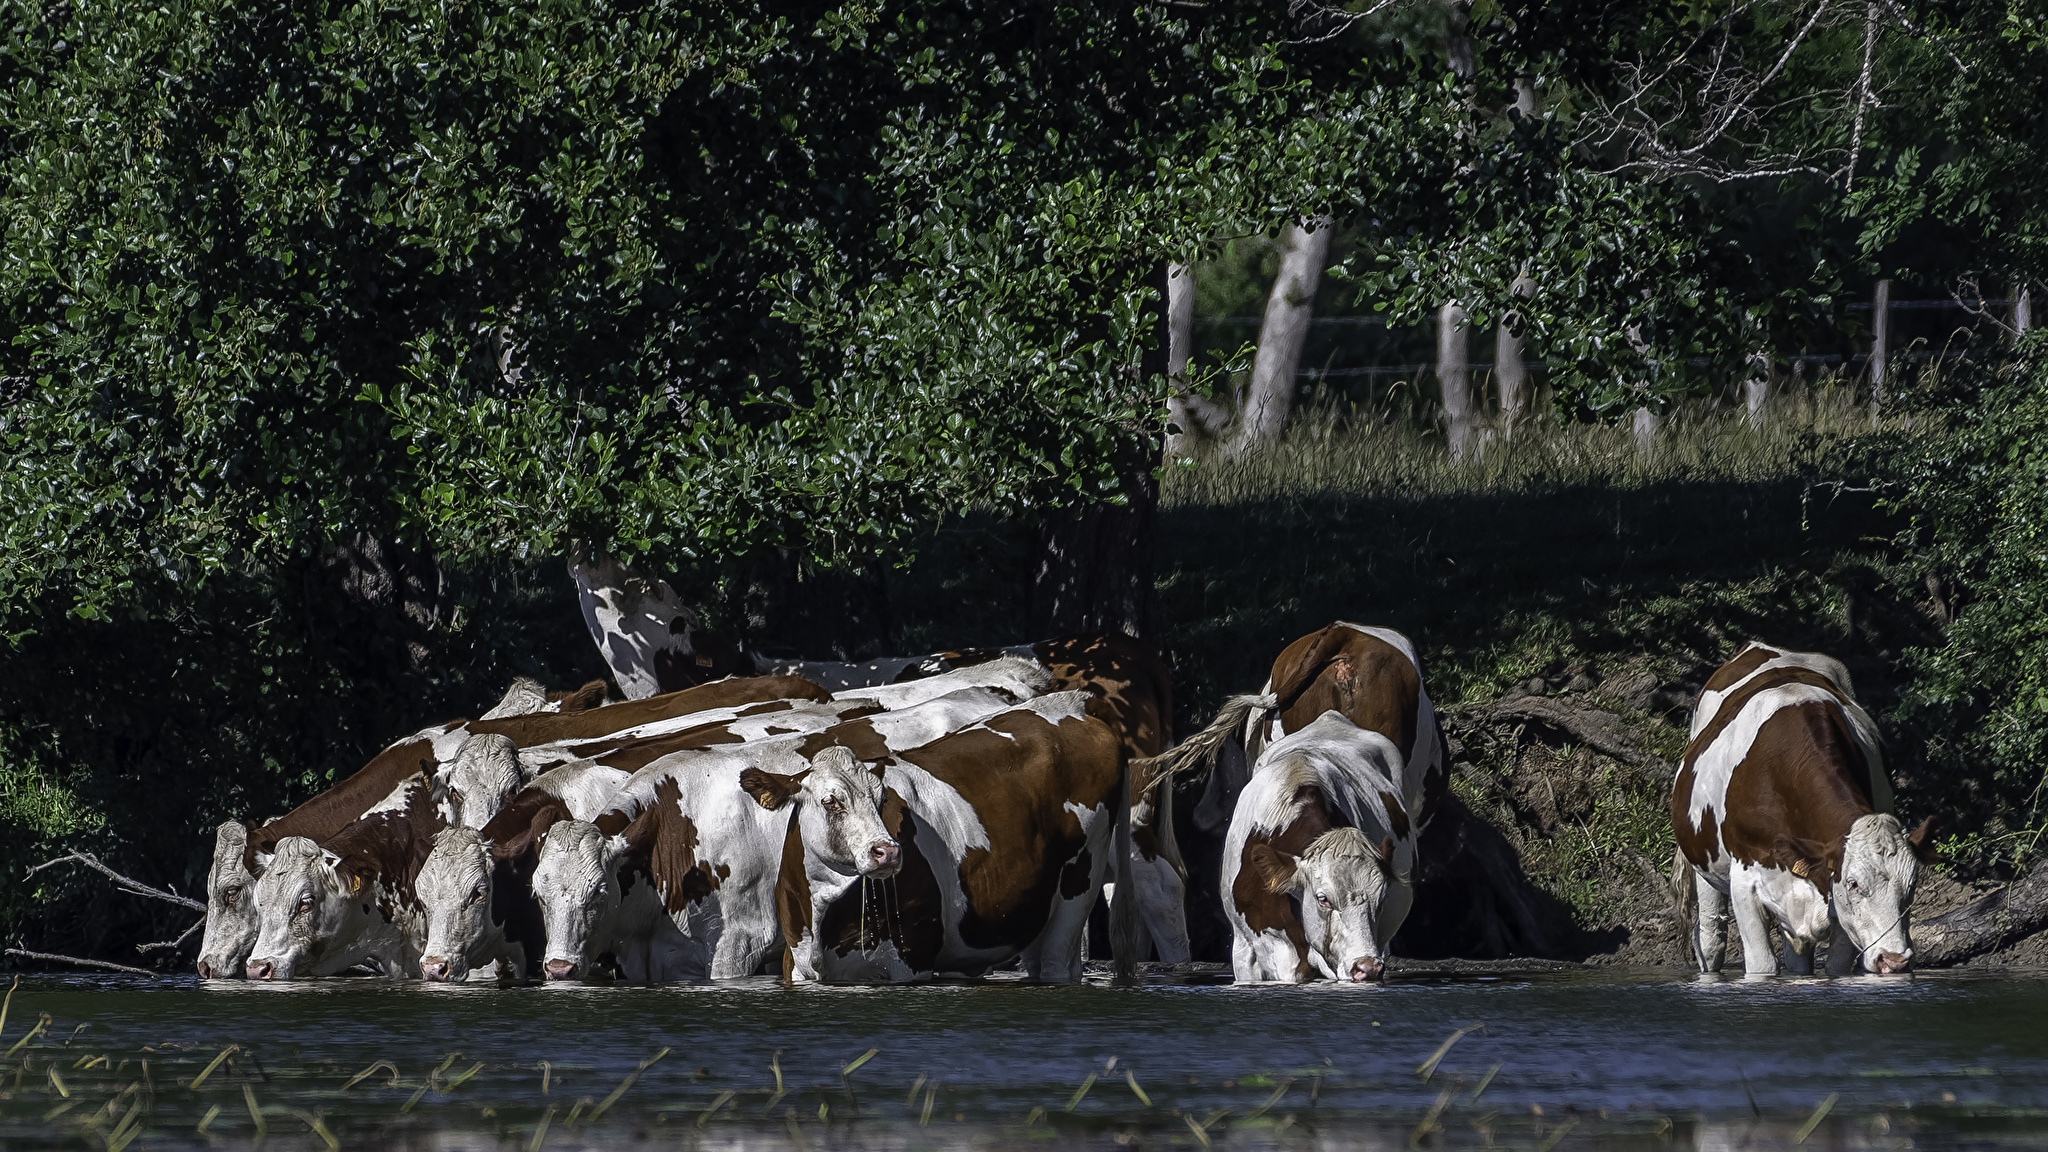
[1887,344,2048,868]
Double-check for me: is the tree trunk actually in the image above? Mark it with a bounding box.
[1915,860,2048,966]
[1495,276,1535,433]
[1631,406,1661,455]
[740,550,896,664]
[1870,277,1892,408]
[1227,219,1332,456]
[1438,301,1479,460]
[1164,263,1227,455]
[1032,264,1169,641]
[2016,285,2032,336]
[1743,354,1770,429]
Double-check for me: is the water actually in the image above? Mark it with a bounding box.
[2,965,2046,1150]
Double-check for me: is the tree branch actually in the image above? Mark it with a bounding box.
[138,918,205,955]
[26,851,205,912]
[3,949,160,978]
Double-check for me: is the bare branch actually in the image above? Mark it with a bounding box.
[138,918,205,955]
[3,949,160,978]
[1283,0,1399,44]
[1843,0,1878,189]
[26,851,205,912]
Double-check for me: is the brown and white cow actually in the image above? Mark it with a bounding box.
[1178,623,1444,836]
[529,687,1022,981]
[1222,711,1415,983]
[245,771,446,979]
[1673,642,1935,976]
[761,691,1137,984]
[198,672,831,977]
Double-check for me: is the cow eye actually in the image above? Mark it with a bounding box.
[1316,893,1334,911]
[1846,878,1861,891]
[470,883,488,904]
[295,896,313,916]
[222,886,241,907]
[823,797,844,813]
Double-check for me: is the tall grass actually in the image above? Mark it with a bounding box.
[1163,383,1881,506]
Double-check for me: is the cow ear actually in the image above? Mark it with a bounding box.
[741,768,805,811]
[1907,816,1939,864]
[1772,835,1830,881]
[1377,836,1397,871]
[1245,844,1301,895]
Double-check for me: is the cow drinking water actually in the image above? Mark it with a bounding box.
[1673,642,1936,976]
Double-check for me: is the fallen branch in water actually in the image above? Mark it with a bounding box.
[26,851,204,912]
[4,948,159,977]
[1915,860,2048,967]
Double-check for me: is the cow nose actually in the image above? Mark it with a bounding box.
[1349,957,1384,983]
[245,959,275,981]
[868,840,901,875]
[1875,950,1913,974]
[544,959,578,981]
[195,960,215,979]
[421,957,451,982]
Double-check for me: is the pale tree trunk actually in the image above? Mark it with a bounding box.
[1228,219,1333,456]
[1631,406,1661,455]
[1870,277,1892,409]
[1742,353,1770,429]
[1494,275,1535,433]
[1163,263,1226,456]
[2016,285,2032,335]
[1438,301,1479,460]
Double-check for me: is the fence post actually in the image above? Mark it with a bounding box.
[1438,301,1476,460]
[1870,278,1892,408]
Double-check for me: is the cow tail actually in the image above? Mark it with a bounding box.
[1670,846,1695,942]
[1131,692,1276,794]
[1110,756,1139,983]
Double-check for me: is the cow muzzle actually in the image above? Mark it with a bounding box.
[866,840,902,878]
[544,958,579,981]
[420,956,453,982]
[245,959,277,981]
[1347,957,1385,983]
[1873,950,1913,975]
[195,959,219,979]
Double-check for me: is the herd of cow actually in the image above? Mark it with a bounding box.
[187,559,1939,985]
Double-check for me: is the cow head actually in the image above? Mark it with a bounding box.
[415,827,497,982]
[196,821,258,979]
[445,734,521,831]
[1248,828,1401,983]
[1827,814,1934,974]
[741,747,900,879]
[245,836,371,980]
[530,819,624,981]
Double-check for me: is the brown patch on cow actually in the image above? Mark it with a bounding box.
[809,791,946,972]
[899,708,1125,958]
[580,718,747,773]
[776,812,812,983]
[246,737,439,869]
[1036,634,1174,761]
[1671,762,1723,868]
[1713,701,1876,895]
[796,720,892,764]
[324,776,447,916]
[1378,791,1411,840]
[619,776,734,915]
[1267,626,1420,759]
[1699,645,1781,697]
[482,787,575,863]
[471,674,829,744]
[1231,784,1341,981]
[547,680,609,713]
[737,700,796,717]
[1684,665,1875,801]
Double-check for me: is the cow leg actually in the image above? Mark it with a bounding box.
[1231,933,1261,984]
[1128,856,1189,964]
[1730,872,1778,976]
[1780,933,1816,976]
[1022,884,1100,983]
[1691,872,1730,973]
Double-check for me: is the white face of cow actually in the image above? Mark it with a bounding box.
[1832,814,1923,974]
[197,821,258,979]
[245,836,365,980]
[415,828,495,982]
[740,748,900,879]
[1250,828,1398,983]
[446,734,521,831]
[530,819,621,981]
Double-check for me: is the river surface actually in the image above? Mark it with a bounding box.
[1,965,2045,1150]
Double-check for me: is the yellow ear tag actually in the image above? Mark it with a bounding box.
[1789,859,1811,879]
[348,874,365,895]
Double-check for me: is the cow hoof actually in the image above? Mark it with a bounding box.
[1348,958,1384,983]
[421,957,452,982]
[1874,951,1913,974]
[245,960,276,981]
[544,959,578,981]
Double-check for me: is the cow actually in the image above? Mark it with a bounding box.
[530,686,1022,981]
[1220,711,1416,983]
[1673,642,1935,976]
[414,699,881,983]
[759,691,1138,984]
[197,671,830,977]
[244,770,445,979]
[442,733,523,830]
